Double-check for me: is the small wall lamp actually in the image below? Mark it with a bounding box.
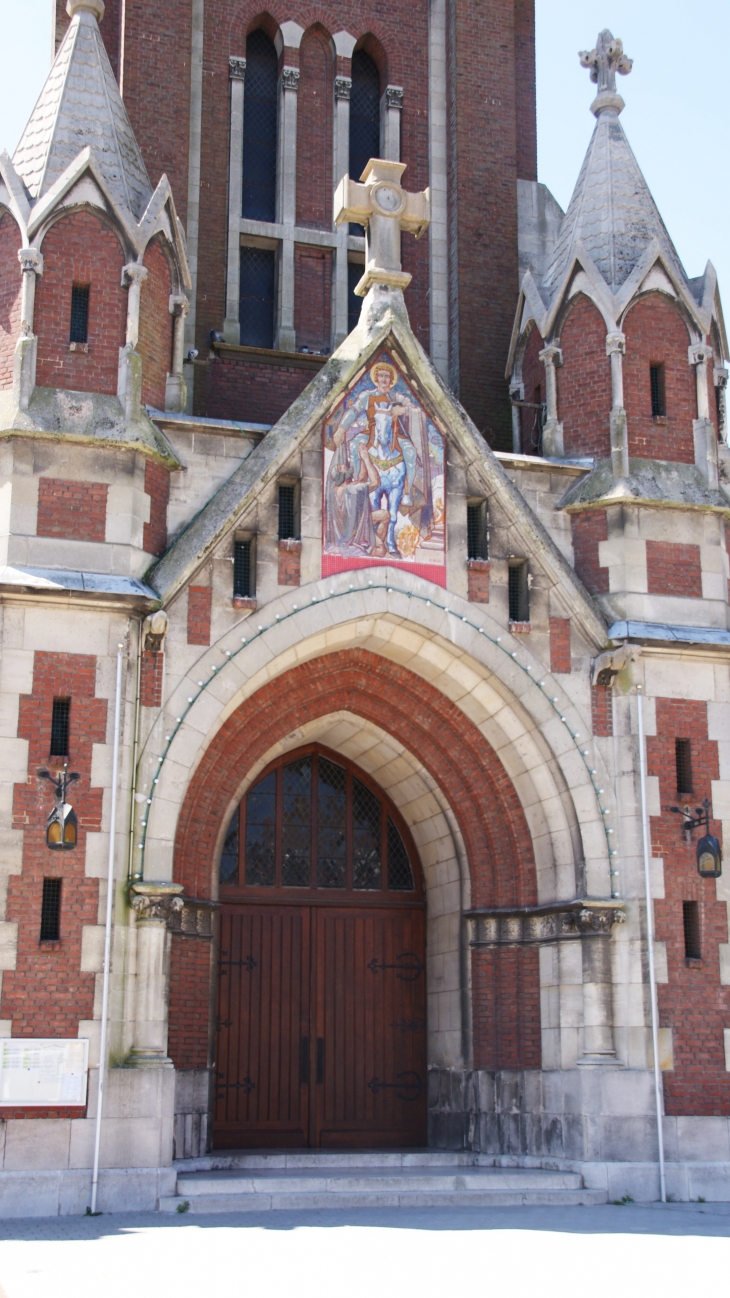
[669,797,722,879]
[37,764,80,850]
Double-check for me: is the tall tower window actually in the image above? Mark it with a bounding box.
[467,501,488,560]
[234,539,254,598]
[349,50,380,234]
[682,900,701,960]
[508,560,529,623]
[239,245,276,348]
[278,482,299,540]
[242,29,278,221]
[69,285,90,344]
[675,738,693,795]
[650,362,666,417]
[40,878,62,942]
[50,698,70,757]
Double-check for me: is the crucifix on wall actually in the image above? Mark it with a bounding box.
[334,159,430,297]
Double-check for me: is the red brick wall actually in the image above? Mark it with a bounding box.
[646,540,702,598]
[296,28,333,229]
[278,539,302,586]
[623,296,696,463]
[168,937,213,1070]
[549,617,570,672]
[199,353,324,424]
[648,698,729,1115]
[187,586,212,645]
[140,651,164,708]
[0,212,22,391]
[558,297,611,459]
[2,653,107,1041]
[513,0,537,182]
[170,649,540,1073]
[467,559,490,603]
[139,237,173,410]
[35,212,126,395]
[591,684,612,737]
[143,459,170,557]
[519,325,543,452]
[294,247,332,353]
[570,510,609,595]
[37,478,108,543]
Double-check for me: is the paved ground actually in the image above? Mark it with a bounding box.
[0,1203,728,1298]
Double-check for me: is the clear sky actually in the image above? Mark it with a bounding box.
[0,0,728,308]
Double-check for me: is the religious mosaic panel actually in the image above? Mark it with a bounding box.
[322,353,446,585]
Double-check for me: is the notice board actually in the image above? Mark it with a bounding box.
[0,1039,89,1106]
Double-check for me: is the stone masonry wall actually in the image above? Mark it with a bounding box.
[0,211,22,391]
[139,237,173,411]
[570,510,609,595]
[623,296,697,463]
[558,296,612,460]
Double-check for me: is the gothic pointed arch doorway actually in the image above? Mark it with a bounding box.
[213,744,427,1149]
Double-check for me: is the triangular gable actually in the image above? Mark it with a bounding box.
[151,287,608,650]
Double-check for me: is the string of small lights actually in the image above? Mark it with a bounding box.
[134,577,619,894]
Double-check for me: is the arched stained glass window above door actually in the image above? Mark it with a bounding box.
[219,746,417,894]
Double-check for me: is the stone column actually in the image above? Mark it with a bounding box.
[123,262,148,348]
[277,66,300,352]
[381,85,403,161]
[576,904,624,1066]
[127,883,184,1067]
[14,248,43,410]
[118,263,148,421]
[538,344,564,456]
[714,364,728,444]
[509,383,523,453]
[223,55,246,344]
[165,294,190,412]
[332,74,352,348]
[689,343,718,488]
[606,330,629,477]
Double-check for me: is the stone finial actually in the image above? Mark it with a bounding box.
[579,29,632,116]
[67,0,105,19]
[334,159,430,295]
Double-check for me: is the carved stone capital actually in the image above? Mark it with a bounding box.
[467,898,626,947]
[169,293,190,318]
[18,248,43,276]
[385,85,404,110]
[229,55,246,81]
[334,76,352,100]
[67,0,105,19]
[539,345,563,368]
[689,343,713,367]
[605,331,626,356]
[281,66,300,92]
[122,262,148,287]
[130,882,184,926]
[168,896,219,939]
[714,365,729,389]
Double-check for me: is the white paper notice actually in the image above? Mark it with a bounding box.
[0,1039,89,1106]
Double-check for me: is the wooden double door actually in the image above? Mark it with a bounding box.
[214,901,427,1148]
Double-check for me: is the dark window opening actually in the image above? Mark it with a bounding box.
[529,384,545,455]
[349,50,380,234]
[221,748,416,893]
[69,285,90,344]
[675,738,693,795]
[682,900,701,960]
[650,363,666,418]
[241,29,278,221]
[347,261,363,334]
[467,501,488,561]
[50,698,70,757]
[278,482,298,540]
[233,539,254,598]
[508,561,529,623]
[40,878,62,942]
[239,246,275,348]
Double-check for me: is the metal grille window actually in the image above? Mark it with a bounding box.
[239,246,275,348]
[508,561,529,623]
[221,748,417,893]
[69,285,90,344]
[278,483,297,539]
[233,539,254,597]
[348,261,363,334]
[50,698,70,757]
[467,501,488,560]
[349,50,380,233]
[650,363,666,417]
[675,738,693,794]
[40,878,62,942]
[241,29,278,221]
[683,900,701,960]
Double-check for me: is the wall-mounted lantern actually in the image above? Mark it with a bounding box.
[669,797,722,879]
[37,764,80,850]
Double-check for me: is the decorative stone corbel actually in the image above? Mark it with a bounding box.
[142,609,169,654]
[165,294,190,412]
[281,66,300,92]
[13,248,43,410]
[229,55,246,81]
[538,345,564,457]
[127,882,184,1068]
[689,343,719,488]
[334,76,352,100]
[592,642,640,687]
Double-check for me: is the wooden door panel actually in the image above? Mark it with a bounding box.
[213,906,310,1148]
[314,908,427,1148]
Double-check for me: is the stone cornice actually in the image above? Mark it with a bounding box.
[466,898,626,946]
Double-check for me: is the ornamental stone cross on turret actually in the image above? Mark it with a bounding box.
[334,160,430,297]
[579,28,632,116]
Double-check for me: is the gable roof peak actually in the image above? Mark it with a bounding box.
[12,0,151,222]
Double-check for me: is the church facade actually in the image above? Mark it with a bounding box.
[0,0,727,1213]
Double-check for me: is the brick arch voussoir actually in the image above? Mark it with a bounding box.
[173,650,537,909]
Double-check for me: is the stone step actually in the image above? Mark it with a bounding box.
[174,1150,545,1172]
[176,1167,585,1195]
[160,1186,608,1213]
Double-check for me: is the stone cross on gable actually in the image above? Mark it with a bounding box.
[579,29,632,116]
[334,159,430,297]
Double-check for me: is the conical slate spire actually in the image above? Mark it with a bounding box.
[12,4,151,220]
[542,31,685,297]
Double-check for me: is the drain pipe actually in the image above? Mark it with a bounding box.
[636,684,667,1203]
[89,643,125,1215]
